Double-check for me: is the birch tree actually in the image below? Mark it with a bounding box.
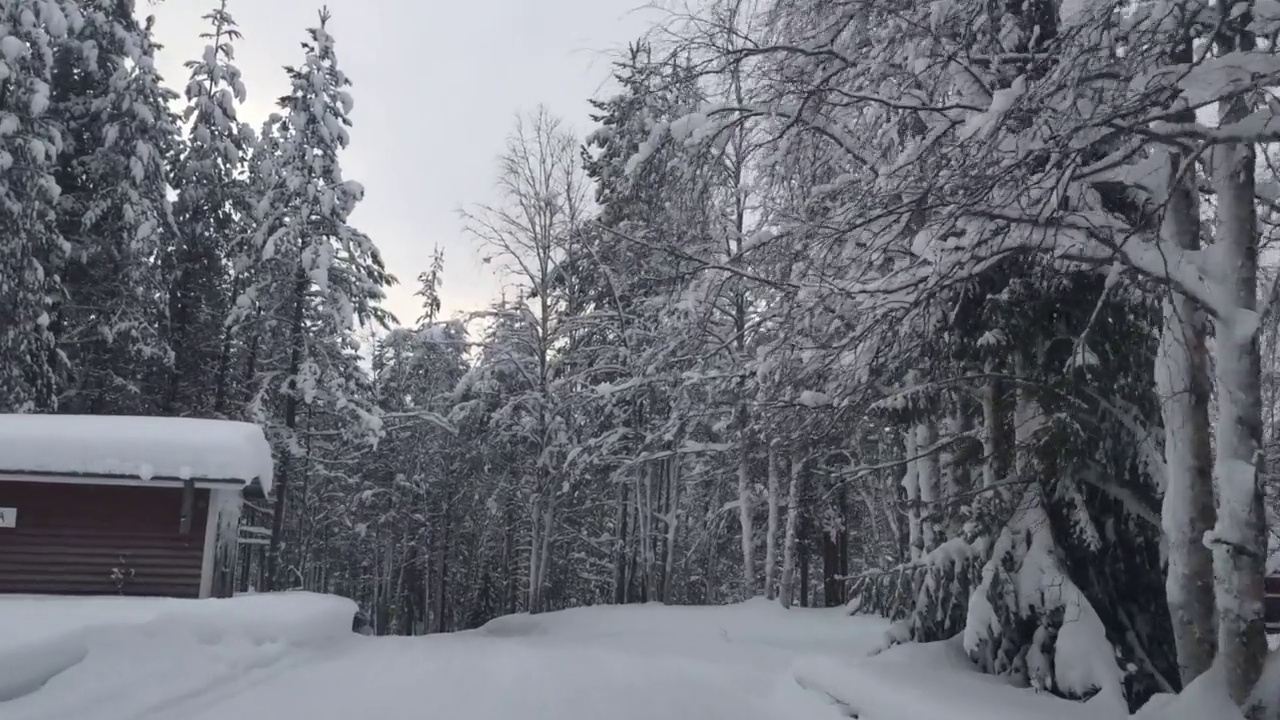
[462,106,590,613]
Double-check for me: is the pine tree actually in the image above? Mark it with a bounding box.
[0,0,68,411]
[414,245,445,326]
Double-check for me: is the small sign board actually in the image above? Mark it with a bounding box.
[0,507,15,528]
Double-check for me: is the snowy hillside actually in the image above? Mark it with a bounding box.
[0,594,1116,720]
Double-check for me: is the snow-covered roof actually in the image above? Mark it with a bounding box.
[0,414,273,493]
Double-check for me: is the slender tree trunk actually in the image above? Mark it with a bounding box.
[799,532,809,608]
[837,485,848,592]
[264,272,308,591]
[662,454,681,604]
[534,493,556,612]
[980,369,1005,489]
[1013,356,1042,476]
[502,497,516,615]
[903,424,922,561]
[211,276,244,417]
[634,466,649,602]
[764,443,780,599]
[527,494,542,613]
[737,407,755,598]
[1155,43,1217,682]
[1211,15,1269,707]
[642,461,655,600]
[917,420,939,553]
[613,478,629,604]
[436,510,450,633]
[779,454,804,608]
[859,488,882,565]
[940,410,958,525]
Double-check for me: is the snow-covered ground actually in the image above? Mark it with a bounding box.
[0,593,1117,720]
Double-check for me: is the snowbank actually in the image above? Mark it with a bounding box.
[0,592,354,716]
[794,637,1108,720]
[0,413,274,491]
[478,601,1107,720]
[1132,664,1246,720]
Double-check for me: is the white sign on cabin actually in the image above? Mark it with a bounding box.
[0,506,15,528]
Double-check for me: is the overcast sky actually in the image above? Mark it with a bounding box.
[149,0,655,326]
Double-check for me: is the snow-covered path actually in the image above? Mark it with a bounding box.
[177,601,892,720]
[176,631,824,720]
[0,594,1112,720]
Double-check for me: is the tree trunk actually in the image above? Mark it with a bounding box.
[263,272,308,591]
[1155,69,1217,683]
[502,497,516,615]
[534,492,556,613]
[1210,16,1269,707]
[613,477,629,604]
[798,526,810,608]
[917,420,939,553]
[737,412,756,598]
[641,461,655,601]
[764,443,780,599]
[822,519,842,607]
[436,510,450,633]
[903,424,922,561]
[779,454,804,608]
[662,454,681,604]
[527,494,541,612]
[980,371,1005,489]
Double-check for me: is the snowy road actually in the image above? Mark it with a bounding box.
[172,602,893,720]
[174,632,830,720]
[0,594,1111,720]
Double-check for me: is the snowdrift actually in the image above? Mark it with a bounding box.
[0,592,355,718]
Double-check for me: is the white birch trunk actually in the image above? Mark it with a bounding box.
[663,454,681,604]
[903,424,922,561]
[527,494,541,612]
[738,434,756,598]
[764,444,781,599]
[981,369,1001,489]
[1155,144,1218,685]
[534,493,556,613]
[1209,84,1268,709]
[917,420,939,553]
[779,454,804,608]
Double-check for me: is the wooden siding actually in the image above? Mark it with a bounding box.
[1266,575,1280,633]
[0,481,209,597]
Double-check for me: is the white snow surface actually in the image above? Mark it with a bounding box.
[0,594,1119,720]
[0,414,273,491]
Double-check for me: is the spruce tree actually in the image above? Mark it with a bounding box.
[166,0,253,416]
[0,0,67,411]
[49,0,181,414]
[243,8,393,589]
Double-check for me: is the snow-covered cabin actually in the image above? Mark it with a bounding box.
[0,415,273,599]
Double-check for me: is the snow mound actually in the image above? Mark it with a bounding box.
[0,414,274,491]
[793,637,1108,720]
[1132,664,1245,720]
[0,592,355,717]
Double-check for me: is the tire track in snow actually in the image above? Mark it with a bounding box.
[124,638,360,720]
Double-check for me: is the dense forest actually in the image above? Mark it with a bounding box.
[7,0,1280,716]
